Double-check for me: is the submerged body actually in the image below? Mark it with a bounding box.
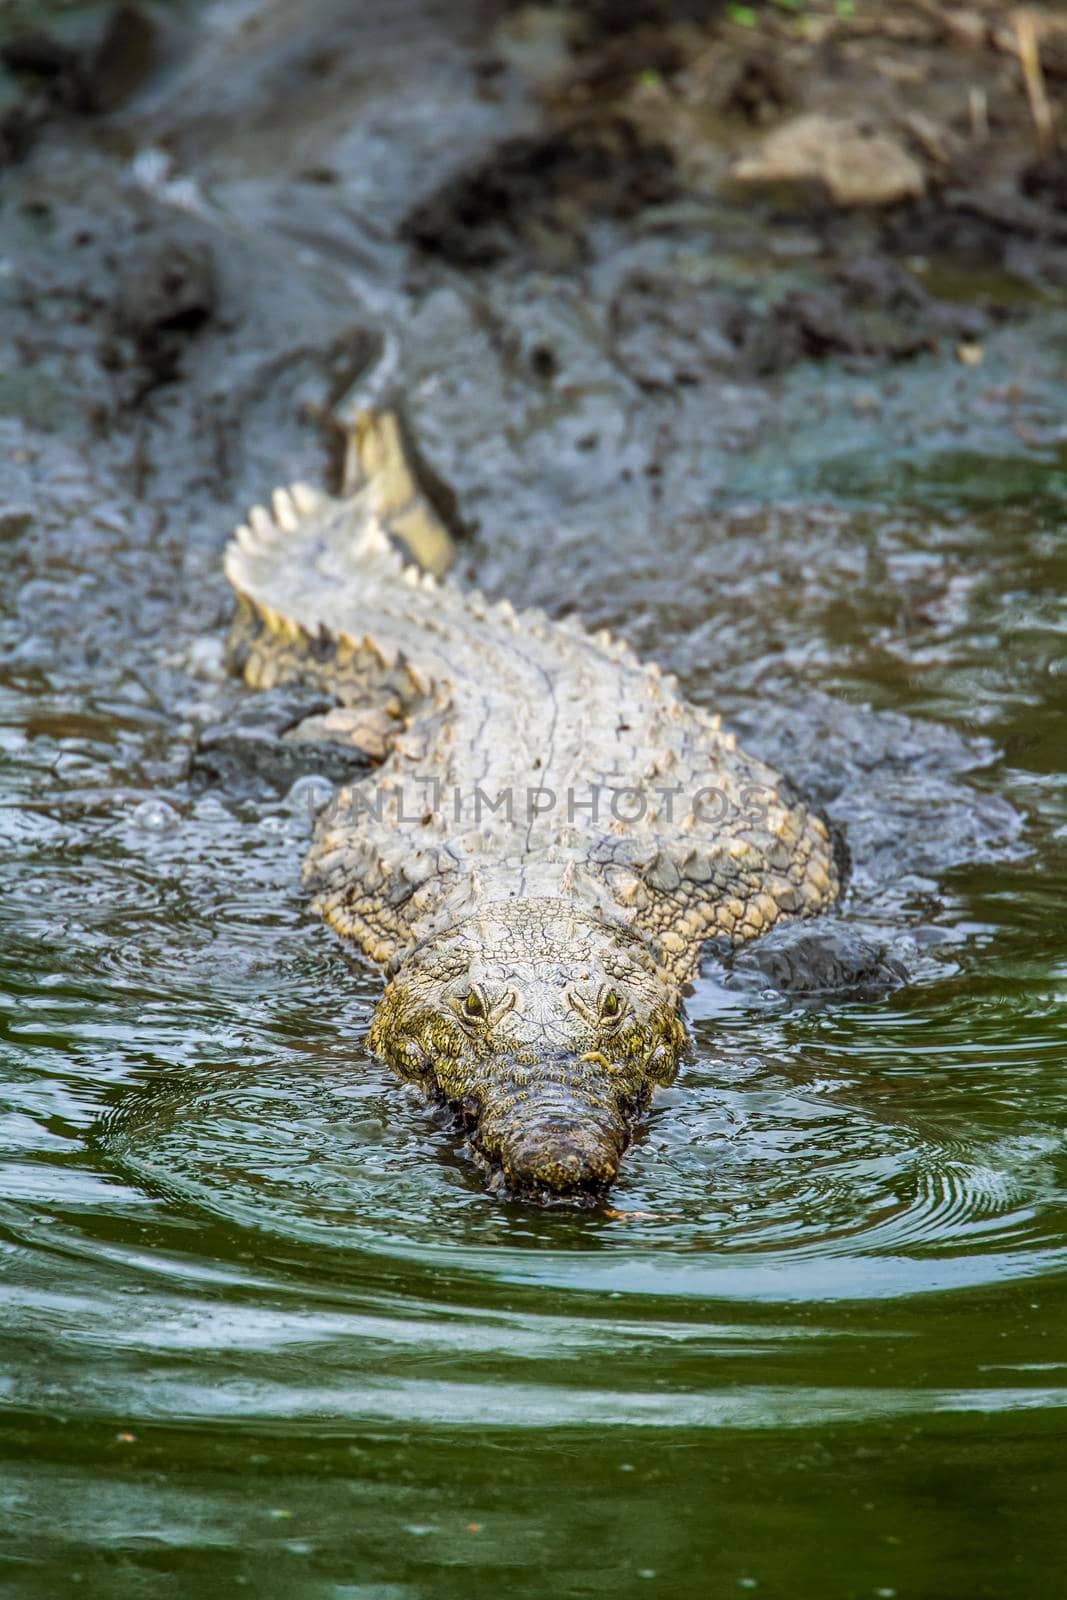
[224,410,842,1199]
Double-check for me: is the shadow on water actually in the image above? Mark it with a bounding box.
[1,1,1067,1596]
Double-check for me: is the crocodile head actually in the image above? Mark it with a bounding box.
[368,899,684,1202]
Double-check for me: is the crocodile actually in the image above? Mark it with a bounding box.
[223,406,843,1202]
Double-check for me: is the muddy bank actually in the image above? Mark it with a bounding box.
[403,2,1067,283]
[3,1,1065,508]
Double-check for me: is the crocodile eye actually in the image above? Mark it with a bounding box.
[600,989,621,1020]
[463,988,487,1020]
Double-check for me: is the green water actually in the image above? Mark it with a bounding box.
[2,412,1066,1597]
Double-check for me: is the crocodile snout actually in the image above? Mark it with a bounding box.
[475,1074,630,1200]
[500,1119,625,1196]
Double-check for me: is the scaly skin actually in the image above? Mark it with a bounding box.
[223,408,842,1201]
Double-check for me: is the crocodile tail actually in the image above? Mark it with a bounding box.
[341,407,458,580]
[222,410,453,707]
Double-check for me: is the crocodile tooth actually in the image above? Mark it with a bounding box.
[495,598,516,626]
[235,523,256,553]
[405,662,432,696]
[362,517,392,556]
[291,482,322,516]
[249,505,273,538]
[421,571,438,591]
[365,633,397,669]
[401,565,421,587]
[272,488,299,532]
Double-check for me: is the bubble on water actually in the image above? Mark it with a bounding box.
[286,774,335,818]
[130,798,179,833]
[259,814,291,835]
[185,635,226,680]
[192,794,232,822]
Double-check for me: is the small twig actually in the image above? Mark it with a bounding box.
[1013,8,1055,154]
